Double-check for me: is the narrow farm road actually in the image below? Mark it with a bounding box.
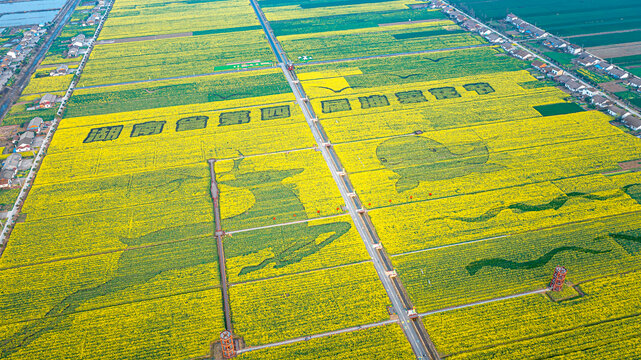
[249,1,440,359]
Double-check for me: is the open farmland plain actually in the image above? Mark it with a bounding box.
[0,0,640,359]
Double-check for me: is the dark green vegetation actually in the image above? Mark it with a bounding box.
[331,47,527,89]
[270,9,445,36]
[393,29,465,40]
[66,72,291,117]
[465,246,611,275]
[543,51,575,66]
[623,183,641,203]
[0,234,218,358]
[449,0,641,37]
[451,192,619,223]
[611,231,641,255]
[533,102,584,116]
[614,91,641,109]
[3,108,57,127]
[376,135,502,192]
[219,158,351,276]
[518,80,557,89]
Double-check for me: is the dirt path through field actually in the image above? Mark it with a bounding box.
[587,41,641,58]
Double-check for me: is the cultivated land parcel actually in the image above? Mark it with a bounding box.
[0,0,641,359]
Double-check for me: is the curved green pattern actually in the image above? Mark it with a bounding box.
[466,246,611,275]
[452,192,617,223]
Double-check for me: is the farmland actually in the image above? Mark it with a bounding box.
[1,0,640,358]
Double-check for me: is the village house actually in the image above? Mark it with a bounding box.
[512,49,534,60]
[0,170,15,188]
[86,13,101,26]
[50,64,69,76]
[532,60,547,71]
[6,49,18,59]
[484,33,504,44]
[501,43,516,53]
[39,94,57,109]
[27,117,43,132]
[506,13,519,23]
[607,67,629,80]
[2,153,22,175]
[594,61,614,72]
[546,66,564,77]
[68,46,79,58]
[478,27,492,36]
[71,34,86,47]
[542,36,567,50]
[461,20,480,32]
[580,87,597,97]
[430,0,445,9]
[607,105,627,118]
[15,131,35,152]
[574,54,599,67]
[591,95,611,108]
[626,77,641,89]
[564,79,585,93]
[622,115,641,131]
[565,44,582,55]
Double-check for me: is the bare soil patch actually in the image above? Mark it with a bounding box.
[587,41,641,58]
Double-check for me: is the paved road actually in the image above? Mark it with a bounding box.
[250,1,438,358]
[226,213,349,235]
[208,159,233,332]
[237,319,398,354]
[418,288,549,317]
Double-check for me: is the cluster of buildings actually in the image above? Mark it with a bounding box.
[1,25,45,87]
[67,33,90,58]
[0,117,44,188]
[430,1,505,45]
[427,2,641,133]
[83,0,106,26]
[504,13,641,93]
[26,93,59,111]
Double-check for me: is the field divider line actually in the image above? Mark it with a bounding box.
[236,318,399,354]
[419,288,548,319]
[226,213,350,235]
